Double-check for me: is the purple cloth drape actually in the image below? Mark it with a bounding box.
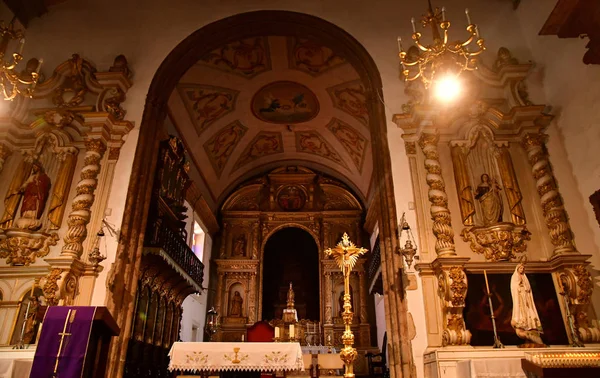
[30,306,97,378]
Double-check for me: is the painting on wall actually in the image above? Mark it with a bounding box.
[177,84,239,136]
[251,81,319,124]
[295,131,348,169]
[326,118,368,172]
[233,131,284,171]
[199,37,271,78]
[276,185,306,211]
[464,272,568,346]
[203,121,248,177]
[288,37,346,76]
[327,81,369,126]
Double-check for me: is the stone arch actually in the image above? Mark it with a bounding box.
[107,10,410,377]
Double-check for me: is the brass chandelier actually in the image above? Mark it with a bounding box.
[0,19,43,101]
[398,0,485,88]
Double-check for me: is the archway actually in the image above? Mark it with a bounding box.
[106,10,412,378]
[262,227,319,321]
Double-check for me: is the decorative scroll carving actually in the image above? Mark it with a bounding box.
[42,268,63,306]
[436,265,471,346]
[0,230,59,265]
[496,146,526,225]
[0,144,12,174]
[460,223,531,262]
[418,133,456,256]
[559,265,600,343]
[522,133,577,254]
[450,146,475,226]
[61,139,106,258]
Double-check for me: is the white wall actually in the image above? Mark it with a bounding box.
[180,294,204,342]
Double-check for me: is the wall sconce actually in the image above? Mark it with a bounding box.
[205,307,219,341]
[0,19,43,101]
[396,212,419,268]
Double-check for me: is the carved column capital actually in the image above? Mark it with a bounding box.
[558,265,599,343]
[85,138,107,154]
[404,141,417,155]
[418,133,456,256]
[522,132,577,254]
[433,259,471,346]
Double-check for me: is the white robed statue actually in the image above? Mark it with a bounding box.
[510,263,544,345]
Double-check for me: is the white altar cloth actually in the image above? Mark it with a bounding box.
[456,358,526,378]
[168,342,304,372]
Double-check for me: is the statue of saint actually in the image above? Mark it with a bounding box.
[22,295,40,344]
[475,173,503,226]
[229,291,243,317]
[232,234,246,257]
[510,264,544,345]
[16,161,51,230]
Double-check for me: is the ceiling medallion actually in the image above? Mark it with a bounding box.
[251,81,319,124]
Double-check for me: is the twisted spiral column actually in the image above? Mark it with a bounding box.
[61,139,106,258]
[418,133,456,256]
[522,133,577,254]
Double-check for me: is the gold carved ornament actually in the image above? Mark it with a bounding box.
[325,233,367,378]
[0,159,33,229]
[0,232,59,265]
[460,224,531,262]
[495,147,526,225]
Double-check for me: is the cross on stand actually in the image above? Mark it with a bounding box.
[53,309,77,378]
[324,233,368,378]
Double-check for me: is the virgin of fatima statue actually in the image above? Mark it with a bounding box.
[510,264,544,345]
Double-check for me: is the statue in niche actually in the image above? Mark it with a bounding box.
[474,173,503,226]
[15,161,51,230]
[510,264,544,345]
[22,295,41,344]
[232,234,246,257]
[287,282,295,307]
[229,291,243,317]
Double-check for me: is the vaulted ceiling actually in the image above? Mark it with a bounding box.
[168,35,373,206]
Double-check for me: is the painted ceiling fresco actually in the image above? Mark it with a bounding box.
[168,35,373,206]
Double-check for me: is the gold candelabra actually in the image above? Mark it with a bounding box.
[0,19,43,101]
[398,0,485,88]
[325,233,368,378]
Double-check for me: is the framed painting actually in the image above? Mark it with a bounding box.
[464,272,568,346]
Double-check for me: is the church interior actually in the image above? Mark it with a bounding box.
[0,0,599,377]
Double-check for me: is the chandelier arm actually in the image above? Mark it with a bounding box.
[460,35,476,48]
[443,28,449,46]
[414,39,430,52]
[404,70,422,82]
[401,60,420,67]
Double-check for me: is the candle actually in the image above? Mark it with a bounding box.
[241,334,245,342]
[441,7,446,21]
[483,270,491,294]
[397,37,403,52]
[289,324,295,338]
[475,26,480,38]
[36,59,43,74]
[275,327,280,338]
[465,8,472,25]
[18,38,25,56]
[411,17,416,33]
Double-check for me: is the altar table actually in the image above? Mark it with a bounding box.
[168,342,304,373]
[456,358,526,378]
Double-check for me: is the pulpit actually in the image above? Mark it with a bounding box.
[29,306,119,378]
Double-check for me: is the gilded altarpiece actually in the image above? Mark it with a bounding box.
[0,54,133,346]
[214,166,373,372]
[394,48,599,354]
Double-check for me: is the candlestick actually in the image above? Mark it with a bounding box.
[411,17,416,33]
[484,270,490,293]
[465,8,472,25]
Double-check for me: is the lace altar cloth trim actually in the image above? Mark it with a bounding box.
[168,342,304,372]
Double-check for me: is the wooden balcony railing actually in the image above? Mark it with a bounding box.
[145,219,204,289]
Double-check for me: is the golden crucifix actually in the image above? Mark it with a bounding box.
[325,233,367,378]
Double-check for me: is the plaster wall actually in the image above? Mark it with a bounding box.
[515,0,600,267]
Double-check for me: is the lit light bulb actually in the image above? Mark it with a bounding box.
[434,75,461,102]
